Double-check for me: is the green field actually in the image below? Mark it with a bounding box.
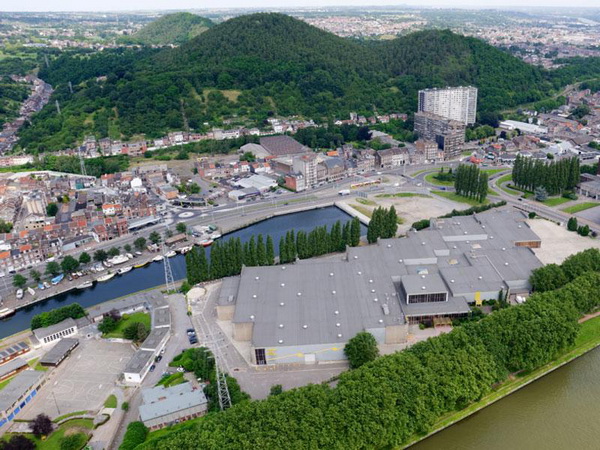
[541,197,571,207]
[103,312,151,339]
[355,197,376,206]
[2,418,94,450]
[481,168,506,176]
[562,202,600,214]
[157,372,186,388]
[424,172,454,187]
[406,315,600,448]
[28,357,49,372]
[0,377,12,391]
[431,191,489,206]
[409,169,429,177]
[104,394,117,408]
[375,193,431,199]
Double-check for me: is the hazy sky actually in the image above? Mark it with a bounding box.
[6,0,598,12]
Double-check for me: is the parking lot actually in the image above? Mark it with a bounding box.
[21,339,134,419]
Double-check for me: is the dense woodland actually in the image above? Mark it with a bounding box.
[0,77,29,124]
[134,256,600,449]
[119,13,214,46]
[16,13,600,153]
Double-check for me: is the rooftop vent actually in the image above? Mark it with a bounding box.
[478,276,483,280]
[297,292,302,297]
[490,236,494,239]
[502,247,506,251]
[357,271,362,275]
[504,262,509,266]
[334,310,339,315]
[373,298,378,302]
[252,294,257,299]
[302,324,308,329]
[279,302,285,306]
[371,289,376,293]
[337,334,343,338]
[387,244,392,248]
[453,245,457,249]
[278,339,284,344]
[369,279,374,283]
[353,255,358,259]
[250,315,255,320]
[279,324,284,328]
[421,286,426,290]
[464,231,468,235]
[332,290,336,295]
[422,242,426,246]
[378,319,384,324]
[336,323,341,327]
[281,266,286,270]
[398,259,403,263]
[382,304,390,315]
[329,272,334,277]
[281,283,285,287]
[450,279,455,283]
[255,276,260,280]
[421,274,426,279]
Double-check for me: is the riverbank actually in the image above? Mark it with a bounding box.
[405,314,600,448]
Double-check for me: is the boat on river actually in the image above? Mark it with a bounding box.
[152,255,164,262]
[117,266,132,275]
[134,261,149,269]
[200,239,213,247]
[179,246,192,254]
[76,280,94,289]
[97,272,115,282]
[38,282,45,290]
[166,250,177,258]
[109,254,129,265]
[27,287,36,297]
[0,308,15,320]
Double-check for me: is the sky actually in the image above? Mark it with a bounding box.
[5,0,599,12]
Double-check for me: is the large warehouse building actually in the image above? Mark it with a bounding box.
[217,208,542,366]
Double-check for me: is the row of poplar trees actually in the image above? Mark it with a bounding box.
[186,218,361,283]
[512,154,580,195]
[366,206,398,243]
[454,164,489,203]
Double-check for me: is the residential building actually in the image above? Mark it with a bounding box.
[292,154,318,188]
[415,139,443,162]
[32,318,78,346]
[375,147,409,168]
[418,86,478,125]
[414,112,466,160]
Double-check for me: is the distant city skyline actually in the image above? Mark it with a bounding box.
[6,0,599,13]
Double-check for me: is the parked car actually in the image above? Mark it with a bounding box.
[155,355,162,363]
[149,364,156,372]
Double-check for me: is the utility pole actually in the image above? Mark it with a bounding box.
[55,100,61,115]
[79,147,87,176]
[68,81,73,94]
[44,54,49,68]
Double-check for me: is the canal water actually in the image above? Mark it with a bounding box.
[0,206,365,339]
[412,347,600,450]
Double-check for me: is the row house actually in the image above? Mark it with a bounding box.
[317,158,346,183]
[375,147,410,168]
[102,203,122,217]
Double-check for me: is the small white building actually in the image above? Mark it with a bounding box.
[499,120,548,135]
[139,382,208,430]
[33,318,78,346]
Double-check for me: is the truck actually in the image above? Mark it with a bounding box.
[338,189,351,196]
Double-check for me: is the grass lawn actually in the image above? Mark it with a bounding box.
[0,377,12,391]
[104,394,117,409]
[53,411,89,423]
[409,169,429,177]
[541,197,571,207]
[562,202,600,214]
[2,418,94,450]
[156,372,186,388]
[431,191,488,207]
[424,172,454,187]
[481,168,506,176]
[406,315,600,448]
[355,197,376,206]
[103,312,150,339]
[375,193,431,199]
[27,357,49,372]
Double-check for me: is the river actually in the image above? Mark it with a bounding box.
[0,206,365,339]
[412,347,600,450]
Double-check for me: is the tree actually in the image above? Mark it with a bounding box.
[30,269,42,283]
[350,217,361,247]
[46,203,58,217]
[567,217,579,232]
[344,331,380,369]
[108,247,120,257]
[121,401,130,411]
[120,422,148,450]
[79,252,91,265]
[256,234,267,266]
[269,384,283,396]
[578,225,590,237]
[124,244,132,253]
[30,413,53,437]
[60,255,79,273]
[93,249,108,262]
[265,235,275,265]
[534,186,548,202]
[45,261,61,276]
[176,222,187,234]
[98,316,118,334]
[149,231,161,245]
[13,274,27,288]
[134,237,147,251]
[123,322,148,341]
[2,435,35,450]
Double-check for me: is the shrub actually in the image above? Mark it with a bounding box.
[119,422,148,450]
[344,331,380,369]
[60,433,88,450]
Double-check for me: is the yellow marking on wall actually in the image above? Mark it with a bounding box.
[475,291,482,307]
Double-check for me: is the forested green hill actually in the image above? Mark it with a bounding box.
[16,13,588,152]
[121,13,214,46]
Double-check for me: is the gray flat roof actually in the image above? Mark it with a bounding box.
[0,358,28,379]
[153,308,171,328]
[139,382,207,422]
[218,276,240,306]
[33,318,77,340]
[140,328,169,351]
[87,295,148,318]
[123,350,154,375]
[402,273,448,295]
[39,338,79,365]
[0,370,44,412]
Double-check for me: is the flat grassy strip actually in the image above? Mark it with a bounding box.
[404,316,600,448]
[431,191,489,206]
[562,202,600,214]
